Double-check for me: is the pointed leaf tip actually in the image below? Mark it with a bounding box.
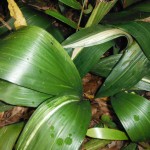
[87,128,128,140]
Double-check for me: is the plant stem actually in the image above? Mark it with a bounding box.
[76,0,87,31]
[0,17,12,30]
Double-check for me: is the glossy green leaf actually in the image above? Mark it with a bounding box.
[86,0,117,27]
[122,143,137,150]
[45,9,77,29]
[86,128,128,140]
[96,42,150,97]
[129,0,150,12]
[0,6,64,42]
[16,95,91,150]
[102,11,150,25]
[74,41,114,78]
[91,54,122,77]
[0,80,51,107]
[0,101,13,112]
[102,0,150,24]
[0,122,24,150]
[62,25,133,49]
[91,54,150,92]
[59,0,81,10]
[133,76,150,91]
[117,21,150,60]
[111,92,150,141]
[0,26,82,97]
[21,6,64,42]
[83,139,110,150]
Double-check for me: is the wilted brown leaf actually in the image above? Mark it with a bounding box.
[0,106,33,127]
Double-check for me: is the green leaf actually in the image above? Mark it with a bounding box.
[86,128,128,140]
[122,143,137,150]
[117,21,150,60]
[127,0,150,12]
[91,54,122,77]
[102,1,150,24]
[0,26,82,98]
[0,6,64,42]
[0,122,24,150]
[73,41,114,78]
[86,0,118,27]
[0,80,51,107]
[91,55,150,92]
[45,9,77,29]
[102,11,150,25]
[62,25,133,49]
[21,6,64,42]
[96,42,150,97]
[59,0,81,10]
[0,101,13,112]
[16,95,91,150]
[111,92,150,141]
[83,139,110,150]
[91,54,150,92]
[134,76,150,91]
[83,4,93,14]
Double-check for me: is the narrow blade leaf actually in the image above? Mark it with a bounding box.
[91,54,122,77]
[122,143,138,150]
[86,128,128,140]
[86,0,117,27]
[129,0,150,12]
[74,41,114,78]
[0,122,24,150]
[102,11,150,25]
[0,101,13,112]
[62,25,133,49]
[0,80,51,107]
[96,42,150,97]
[111,92,150,141]
[21,6,64,42]
[16,95,91,150]
[59,0,81,10]
[83,139,110,150]
[117,21,150,60]
[134,76,150,91]
[0,6,64,42]
[45,9,77,29]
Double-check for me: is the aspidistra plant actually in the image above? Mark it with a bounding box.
[0,25,92,149]
[0,0,150,149]
[62,20,150,142]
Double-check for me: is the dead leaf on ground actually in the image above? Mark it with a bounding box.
[0,106,33,127]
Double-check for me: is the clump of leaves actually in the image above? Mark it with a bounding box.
[0,0,150,150]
